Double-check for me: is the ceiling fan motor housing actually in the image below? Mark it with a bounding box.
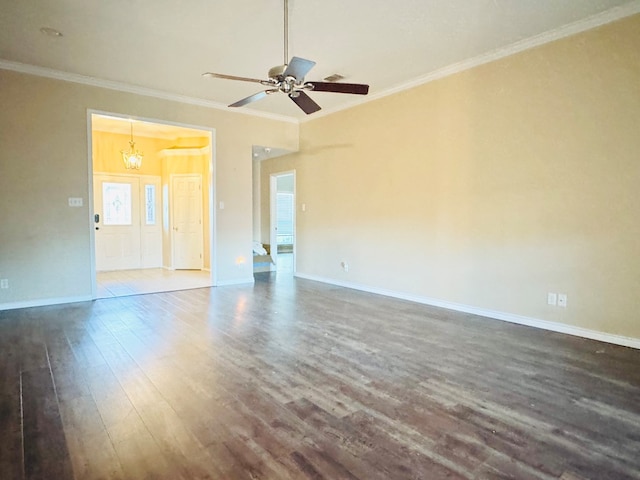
[268,64,287,81]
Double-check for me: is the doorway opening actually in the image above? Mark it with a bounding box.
[89,112,216,298]
[270,171,296,275]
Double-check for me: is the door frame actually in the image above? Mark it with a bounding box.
[269,170,296,274]
[87,109,217,298]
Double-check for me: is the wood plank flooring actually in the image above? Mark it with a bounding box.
[1,273,639,479]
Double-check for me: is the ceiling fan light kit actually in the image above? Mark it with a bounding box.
[202,0,369,114]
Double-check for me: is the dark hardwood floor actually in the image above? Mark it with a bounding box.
[1,273,639,479]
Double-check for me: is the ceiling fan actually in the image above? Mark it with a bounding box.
[202,0,369,115]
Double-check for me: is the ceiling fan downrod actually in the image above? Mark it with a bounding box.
[201,0,369,115]
[284,0,289,66]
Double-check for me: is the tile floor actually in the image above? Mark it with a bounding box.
[96,268,212,298]
[97,254,293,299]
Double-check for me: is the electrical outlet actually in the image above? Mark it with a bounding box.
[341,261,349,272]
[0,279,8,289]
[547,292,557,306]
[558,294,567,308]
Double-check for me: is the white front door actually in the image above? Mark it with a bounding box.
[94,174,163,271]
[171,174,203,270]
[94,175,142,271]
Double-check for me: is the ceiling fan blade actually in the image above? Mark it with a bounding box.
[283,57,316,80]
[289,91,321,115]
[307,82,369,95]
[203,72,266,84]
[229,91,268,108]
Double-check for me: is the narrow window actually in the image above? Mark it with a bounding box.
[145,184,156,225]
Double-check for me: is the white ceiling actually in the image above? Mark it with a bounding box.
[1,0,638,121]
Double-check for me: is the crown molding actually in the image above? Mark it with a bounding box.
[160,146,211,156]
[302,1,640,123]
[0,59,299,125]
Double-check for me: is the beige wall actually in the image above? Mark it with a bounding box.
[0,69,297,304]
[261,14,640,339]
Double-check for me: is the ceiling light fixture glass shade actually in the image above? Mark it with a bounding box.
[121,122,143,170]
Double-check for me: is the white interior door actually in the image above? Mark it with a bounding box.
[94,175,141,271]
[269,175,278,268]
[171,174,203,270]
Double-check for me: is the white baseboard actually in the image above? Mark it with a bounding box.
[216,276,255,287]
[294,272,640,350]
[0,295,93,312]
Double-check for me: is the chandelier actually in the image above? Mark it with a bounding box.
[121,122,143,169]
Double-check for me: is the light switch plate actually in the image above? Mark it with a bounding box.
[68,197,83,207]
